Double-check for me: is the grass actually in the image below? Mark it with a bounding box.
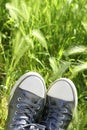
[0,0,87,129]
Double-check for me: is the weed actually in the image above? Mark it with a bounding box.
[0,0,87,129]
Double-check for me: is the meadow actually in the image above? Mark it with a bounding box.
[0,0,87,129]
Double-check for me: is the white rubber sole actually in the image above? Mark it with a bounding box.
[47,78,78,109]
[10,72,46,101]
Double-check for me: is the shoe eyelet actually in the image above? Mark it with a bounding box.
[64,108,68,113]
[62,115,65,119]
[34,111,36,115]
[17,97,21,101]
[13,117,16,121]
[59,121,63,125]
[15,111,17,115]
[37,106,40,110]
[17,104,20,108]
[10,124,13,128]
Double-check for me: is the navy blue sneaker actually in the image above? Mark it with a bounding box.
[42,78,78,130]
[5,72,46,130]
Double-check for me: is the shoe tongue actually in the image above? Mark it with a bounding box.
[56,99,65,107]
[48,96,65,106]
[48,96,74,110]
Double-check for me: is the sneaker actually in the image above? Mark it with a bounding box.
[5,72,46,130]
[41,78,78,130]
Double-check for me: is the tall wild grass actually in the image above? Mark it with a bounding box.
[0,0,87,129]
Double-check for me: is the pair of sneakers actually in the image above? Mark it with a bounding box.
[5,72,78,130]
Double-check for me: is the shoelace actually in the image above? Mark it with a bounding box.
[10,96,42,129]
[24,123,46,130]
[10,123,46,130]
[42,103,73,129]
